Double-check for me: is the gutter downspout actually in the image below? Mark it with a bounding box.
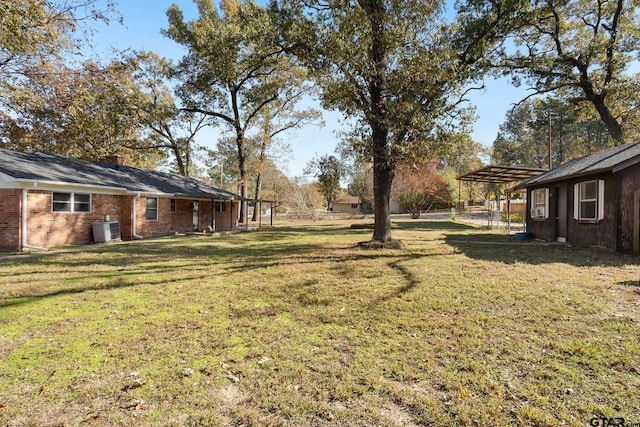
[21,188,48,251]
[132,193,143,239]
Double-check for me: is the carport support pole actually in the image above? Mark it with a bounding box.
[634,189,639,255]
[507,192,511,234]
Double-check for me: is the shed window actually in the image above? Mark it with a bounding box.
[52,192,91,213]
[574,180,604,221]
[146,197,158,220]
[530,188,549,219]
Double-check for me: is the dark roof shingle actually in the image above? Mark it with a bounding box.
[514,141,640,189]
[0,148,239,200]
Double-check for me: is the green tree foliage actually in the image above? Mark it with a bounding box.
[460,0,640,143]
[335,136,374,213]
[391,160,453,218]
[347,163,374,214]
[0,58,162,167]
[164,0,318,223]
[0,1,118,103]
[273,0,508,243]
[130,51,213,176]
[439,133,486,173]
[304,154,344,210]
[492,97,611,168]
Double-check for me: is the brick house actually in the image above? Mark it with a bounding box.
[0,149,242,251]
[513,141,640,252]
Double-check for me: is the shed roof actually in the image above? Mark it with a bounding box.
[513,140,640,190]
[457,165,547,183]
[333,195,360,204]
[0,148,240,200]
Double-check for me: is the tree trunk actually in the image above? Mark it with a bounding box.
[251,173,262,222]
[591,96,624,144]
[236,132,248,224]
[174,149,186,176]
[372,137,393,242]
[366,0,393,243]
[580,79,624,144]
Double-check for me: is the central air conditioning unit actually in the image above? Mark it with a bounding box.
[93,221,121,243]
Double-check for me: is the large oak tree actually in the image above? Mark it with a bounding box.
[1,58,163,167]
[461,0,640,144]
[273,0,509,243]
[164,0,318,223]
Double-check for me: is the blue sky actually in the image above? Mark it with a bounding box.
[87,0,530,177]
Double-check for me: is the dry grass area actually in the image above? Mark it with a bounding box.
[0,218,639,426]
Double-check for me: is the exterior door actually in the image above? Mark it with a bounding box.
[192,201,200,231]
[556,185,568,242]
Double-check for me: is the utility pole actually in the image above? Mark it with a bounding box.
[548,111,552,170]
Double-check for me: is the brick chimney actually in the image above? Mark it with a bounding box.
[99,154,125,166]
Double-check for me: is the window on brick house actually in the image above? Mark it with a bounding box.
[170,199,177,213]
[52,192,91,212]
[146,197,158,220]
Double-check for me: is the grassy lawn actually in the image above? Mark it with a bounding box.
[1,219,639,426]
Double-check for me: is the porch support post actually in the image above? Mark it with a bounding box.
[230,200,234,231]
[270,202,274,226]
[634,189,639,255]
[211,199,215,233]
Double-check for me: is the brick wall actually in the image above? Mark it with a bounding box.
[134,196,173,236]
[214,200,240,232]
[120,195,133,241]
[0,189,22,251]
[0,190,242,251]
[25,191,124,248]
[134,197,240,235]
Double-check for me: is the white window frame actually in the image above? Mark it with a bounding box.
[146,197,159,221]
[52,192,91,213]
[574,179,605,221]
[530,188,549,220]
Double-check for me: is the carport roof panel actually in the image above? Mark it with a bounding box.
[457,166,547,183]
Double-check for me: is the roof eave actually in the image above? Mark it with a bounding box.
[513,167,614,190]
[13,178,129,193]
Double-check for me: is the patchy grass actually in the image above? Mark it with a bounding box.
[0,218,639,426]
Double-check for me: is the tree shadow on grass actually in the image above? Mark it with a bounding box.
[0,272,210,310]
[445,232,639,267]
[393,219,478,232]
[618,280,640,287]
